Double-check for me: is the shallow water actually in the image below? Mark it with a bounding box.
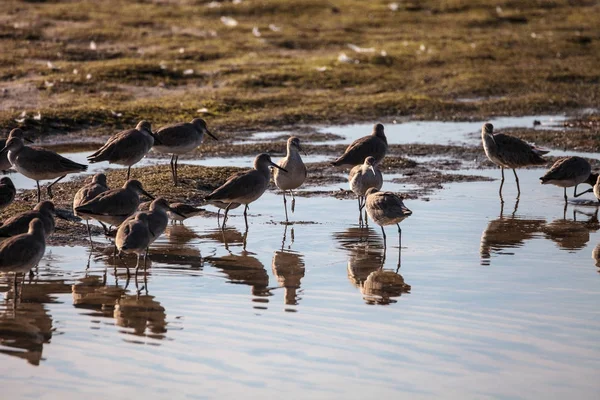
[2,120,600,399]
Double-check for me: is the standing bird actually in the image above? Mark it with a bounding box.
[73,173,109,247]
[0,177,16,210]
[481,123,548,197]
[153,118,218,186]
[364,188,412,250]
[166,202,205,224]
[349,156,383,223]
[115,213,153,277]
[331,123,388,167]
[540,156,597,203]
[205,153,287,229]
[273,136,307,222]
[0,218,46,298]
[0,201,56,239]
[0,137,87,202]
[134,197,185,244]
[74,179,154,233]
[87,120,157,181]
[0,128,33,172]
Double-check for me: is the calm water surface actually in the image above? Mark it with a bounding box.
[2,119,600,399]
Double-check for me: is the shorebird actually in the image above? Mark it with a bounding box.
[331,123,388,167]
[153,118,218,186]
[0,136,87,202]
[273,136,307,222]
[0,218,46,299]
[364,188,412,250]
[87,120,157,181]
[115,213,153,277]
[74,179,154,232]
[134,197,185,244]
[205,153,287,229]
[0,201,56,239]
[0,177,16,210]
[349,156,383,223]
[0,129,33,172]
[73,173,109,247]
[166,202,204,224]
[481,123,548,197]
[539,156,597,202]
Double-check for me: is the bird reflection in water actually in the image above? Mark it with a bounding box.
[72,272,126,318]
[334,225,410,305]
[272,225,305,310]
[543,208,599,252]
[480,199,546,265]
[204,226,271,307]
[591,243,600,273]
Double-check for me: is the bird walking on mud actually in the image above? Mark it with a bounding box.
[539,156,597,203]
[0,136,88,202]
[481,123,548,198]
[364,188,412,251]
[349,156,383,224]
[153,118,218,186]
[205,153,287,229]
[73,173,109,247]
[331,123,387,167]
[87,120,157,181]
[274,137,307,223]
[75,179,154,233]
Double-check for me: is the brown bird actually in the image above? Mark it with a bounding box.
[0,128,33,172]
[0,177,16,210]
[481,123,548,197]
[540,156,597,203]
[331,123,388,167]
[364,188,412,250]
[0,201,56,239]
[166,202,205,223]
[73,173,109,247]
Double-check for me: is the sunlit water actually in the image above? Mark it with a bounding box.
[2,118,600,399]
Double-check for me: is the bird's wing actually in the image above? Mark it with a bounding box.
[0,212,33,236]
[493,134,546,165]
[207,170,262,201]
[155,123,197,147]
[23,147,87,173]
[334,136,386,166]
[90,130,150,162]
[77,190,137,216]
[0,234,42,271]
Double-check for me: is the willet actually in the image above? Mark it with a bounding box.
[540,156,597,202]
[75,179,154,232]
[134,197,185,244]
[481,123,548,198]
[153,118,218,186]
[331,123,387,167]
[0,129,34,172]
[115,213,152,277]
[166,202,205,223]
[0,136,87,202]
[0,201,56,239]
[349,156,383,222]
[364,188,412,250]
[87,120,156,181]
[273,136,307,222]
[73,173,109,247]
[0,177,16,210]
[0,218,46,300]
[205,153,287,229]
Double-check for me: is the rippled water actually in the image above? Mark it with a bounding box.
[2,118,600,399]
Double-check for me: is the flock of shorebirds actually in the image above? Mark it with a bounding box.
[0,117,597,294]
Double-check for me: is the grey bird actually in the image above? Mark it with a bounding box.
[88,120,157,181]
[349,156,383,222]
[0,128,33,172]
[132,197,186,244]
[540,156,598,203]
[0,201,56,239]
[73,173,109,247]
[331,123,388,167]
[0,136,88,202]
[481,123,548,198]
[364,188,412,250]
[205,153,287,229]
[166,202,205,223]
[0,218,46,296]
[153,118,218,186]
[0,177,16,210]
[273,136,307,222]
[115,213,153,277]
[75,179,154,231]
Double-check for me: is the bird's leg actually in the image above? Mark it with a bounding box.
[169,154,175,184]
[47,175,66,199]
[217,208,221,225]
[36,181,41,203]
[364,207,368,226]
[174,155,179,186]
[134,254,141,281]
[127,166,131,181]
[512,169,520,198]
[397,224,402,271]
[290,190,296,213]
[574,186,593,198]
[85,220,93,249]
[283,191,289,223]
[381,226,387,250]
[12,273,18,307]
[222,203,233,229]
[564,187,568,203]
[244,204,249,231]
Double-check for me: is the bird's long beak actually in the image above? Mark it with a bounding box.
[270,161,287,173]
[205,129,218,141]
[297,144,308,157]
[24,137,34,143]
[0,146,8,157]
[142,190,155,200]
[168,206,187,219]
[369,166,376,175]
[402,205,412,215]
